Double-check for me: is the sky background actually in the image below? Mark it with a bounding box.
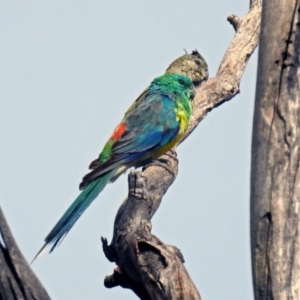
[0,1,257,299]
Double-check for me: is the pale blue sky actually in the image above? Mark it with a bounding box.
[0,1,256,299]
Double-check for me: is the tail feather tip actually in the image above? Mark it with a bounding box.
[31,243,48,265]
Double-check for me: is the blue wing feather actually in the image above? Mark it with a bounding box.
[81,93,179,184]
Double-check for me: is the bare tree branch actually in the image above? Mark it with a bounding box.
[181,1,261,144]
[103,1,262,299]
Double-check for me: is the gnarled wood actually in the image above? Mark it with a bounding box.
[103,152,201,299]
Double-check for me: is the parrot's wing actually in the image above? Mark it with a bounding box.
[80,94,179,188]
[123,87,149,118]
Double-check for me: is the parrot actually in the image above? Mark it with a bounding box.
[33,72,196,261]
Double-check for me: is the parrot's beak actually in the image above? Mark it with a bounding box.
[190,88,196,100]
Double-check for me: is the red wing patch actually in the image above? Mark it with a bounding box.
[110,122,126,141]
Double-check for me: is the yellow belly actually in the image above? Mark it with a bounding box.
[153,133,183,158]
[153,109,188,158]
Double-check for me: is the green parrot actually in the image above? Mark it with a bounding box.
[33,51,208,261]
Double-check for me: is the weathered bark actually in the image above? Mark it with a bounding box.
[103,152,201,299]
[0,206,50,300]
[181,0,262,144]
[102,1,262,299]
[251,0,300,299]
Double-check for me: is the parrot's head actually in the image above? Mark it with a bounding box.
[150,73,195,101]
[166,49,209,87]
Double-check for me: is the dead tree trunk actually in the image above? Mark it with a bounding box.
[103,1,262,299]
[251,0,300,299]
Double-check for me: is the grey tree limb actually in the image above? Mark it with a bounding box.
[0,206,50,300]
[251,0,300,299]
[181,1,261,144]
[102,1,262,299]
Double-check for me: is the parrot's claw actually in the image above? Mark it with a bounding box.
[156,157,171,166]
[164,150,178,162]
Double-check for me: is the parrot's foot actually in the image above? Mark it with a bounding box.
[143,150,178,177]
[164,149,178,162]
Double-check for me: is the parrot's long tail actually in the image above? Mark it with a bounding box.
[32,169,117,263]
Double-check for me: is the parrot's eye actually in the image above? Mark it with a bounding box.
[178,79,185,85]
